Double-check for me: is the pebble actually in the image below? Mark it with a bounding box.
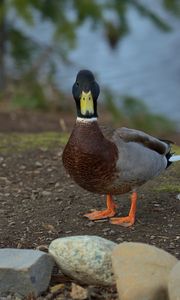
[49,235,116,286]
[176,193,180,200]
[19,165,26,170]
[112,242,178,300]
[70,283,88,300]
[0,157,4,162]
[55,182,60,188]
[42,190,51,196]
[35,161,42,167]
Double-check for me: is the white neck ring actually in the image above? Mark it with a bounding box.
[76,117,97,123]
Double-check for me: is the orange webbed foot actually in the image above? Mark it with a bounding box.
[84,209,116,220]
[84,194,117,220]
[110,215,135,227]
[110,191,137,227]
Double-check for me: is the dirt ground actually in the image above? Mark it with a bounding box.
[0,111,180,299]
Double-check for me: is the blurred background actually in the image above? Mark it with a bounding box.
[0,0,180,136]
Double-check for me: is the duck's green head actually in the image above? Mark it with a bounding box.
[72,70,100,119]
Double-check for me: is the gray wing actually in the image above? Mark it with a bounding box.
[112,127,170,184]
[114,127,171,155]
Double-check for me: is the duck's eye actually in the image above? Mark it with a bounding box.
[76,82,79,87]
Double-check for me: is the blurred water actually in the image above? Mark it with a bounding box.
[14,1,180,127]
[58,3,180,128]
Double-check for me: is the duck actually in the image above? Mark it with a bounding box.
[62,69,180,227]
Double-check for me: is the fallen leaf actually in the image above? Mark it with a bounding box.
[50,283,64,293]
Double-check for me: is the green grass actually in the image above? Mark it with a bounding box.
[172,145,180,155]
[0,132,69,153]
[154,183,180,193]
[152,146,180,193]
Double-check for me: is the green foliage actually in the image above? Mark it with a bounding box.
[0,0,179,110]
[73,0,102,24]
[9,0,34,25]
[2,0,176,78]
[103,88,124,122]
[122,96,148,116]
[163,0,180,16]
[121,96,175,133]
[11,74,48,109]
[103,89,175,134]
[12,91,47,110]
[9,28,36,65]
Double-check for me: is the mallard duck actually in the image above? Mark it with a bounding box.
[62,70,180,226]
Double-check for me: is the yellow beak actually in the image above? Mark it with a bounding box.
[80,91,94,116]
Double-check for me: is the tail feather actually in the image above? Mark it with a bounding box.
[169,155,180,162]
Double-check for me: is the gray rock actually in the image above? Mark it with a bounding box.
[0,248,54,297]
[168,260,180,300]
[112,242,178,300]
[49,235,116,286]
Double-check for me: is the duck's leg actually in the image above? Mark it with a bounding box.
[110,191,137,227]
[84,194,117,220]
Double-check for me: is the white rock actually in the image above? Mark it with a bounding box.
[176,194,180,200]
[168,260,180,300]
[49,235,116,286]
[112,242,178,300]
[0,248,54,297]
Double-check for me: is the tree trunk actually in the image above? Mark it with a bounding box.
[0,0,6,92]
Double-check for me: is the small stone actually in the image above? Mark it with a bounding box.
[42,223,56,233]
[116,237,124,242]
[35,161,42,167]
[42,190,51,196]
[34,170,40,175]
[102,228,110,232]
[8,221,15,226]
[19,165,26,170]
[70,283,88,300]
[168,261,180,300]
[0,157,4,163]
[0,249,54,297]
[112,242,178,300]
[86,221,95,227]
[176,193,180,200]
[55,182,60,188]
[36,245,49,252]
[49,235,116,286]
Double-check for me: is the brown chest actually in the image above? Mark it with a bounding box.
[62,122,118,193]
